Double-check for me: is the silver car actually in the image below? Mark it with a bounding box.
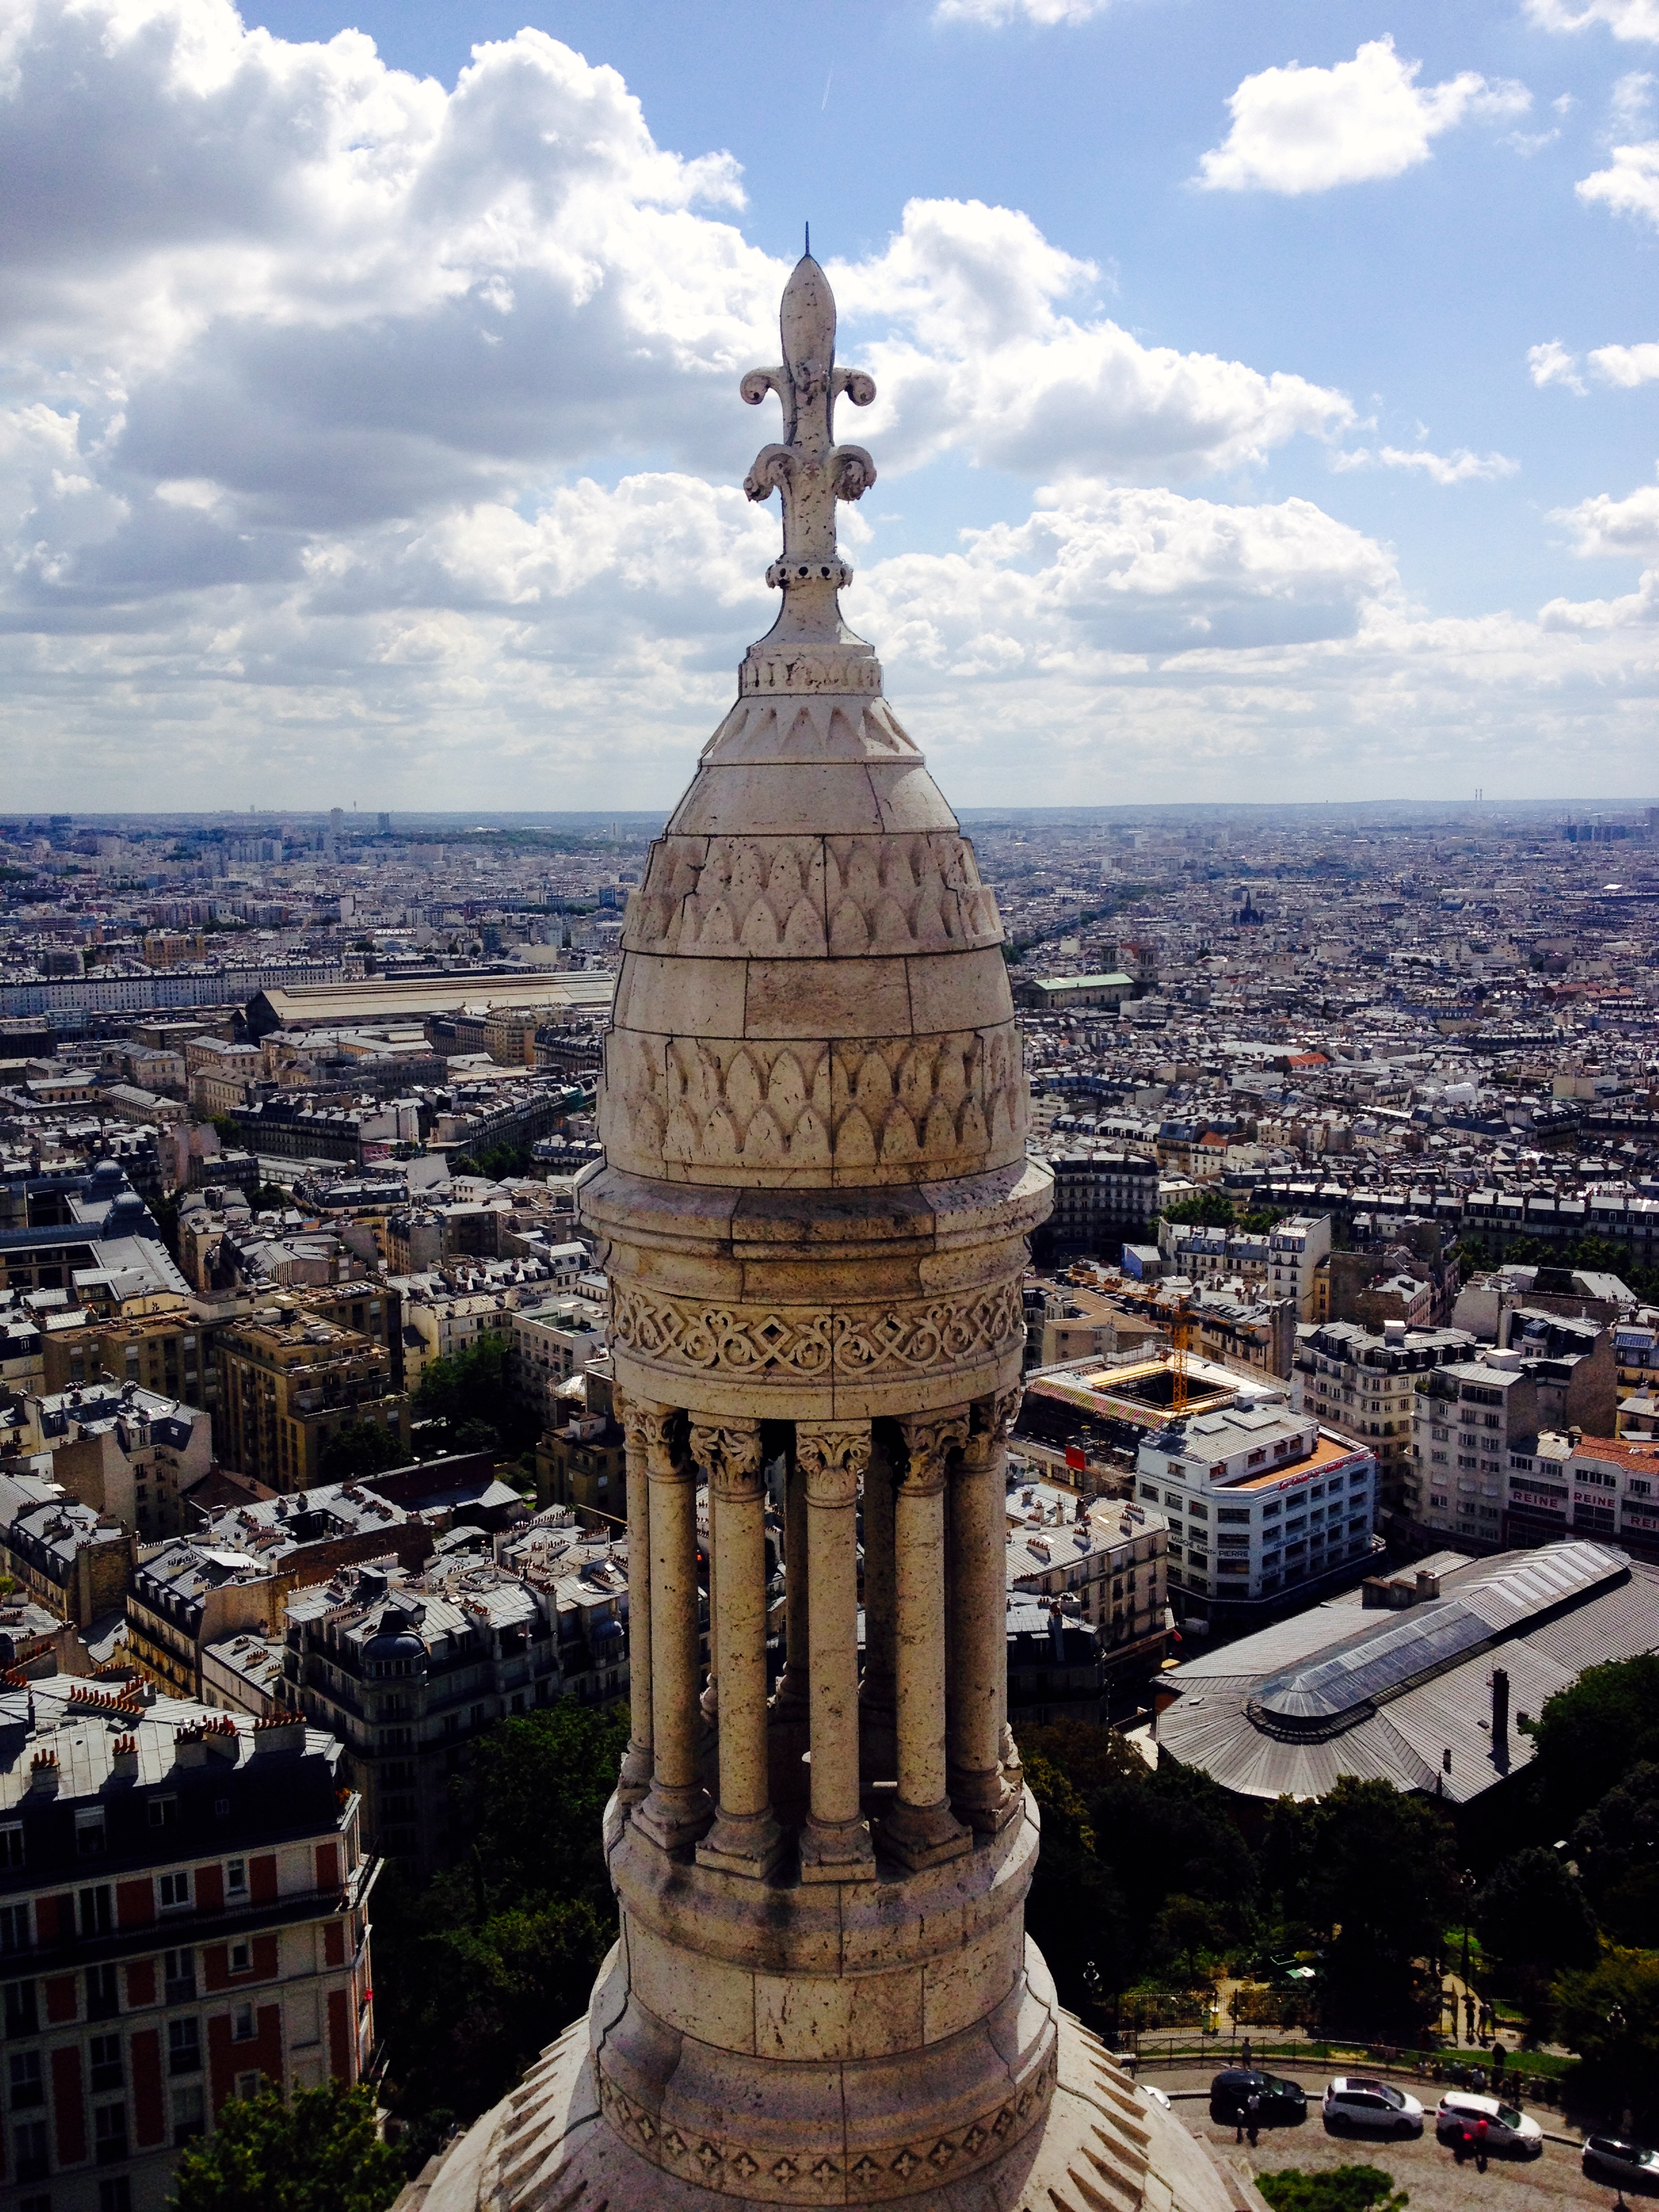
[1324,2078,1425,2138]
[1435,2091,1544,2158]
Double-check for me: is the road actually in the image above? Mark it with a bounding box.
[1139,2072,1631,2212]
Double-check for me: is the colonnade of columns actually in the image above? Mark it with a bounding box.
[617,1392,1022,1880]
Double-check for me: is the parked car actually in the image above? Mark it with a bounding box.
[1323,2077,1425,2137]
[1210,2070,1309,2128]
[1583,2137,1659,2190]
[1435,2092,1543,2158]
[1143,2085,1172,2114]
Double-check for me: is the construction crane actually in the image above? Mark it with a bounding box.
[1169,1294,1193,1417]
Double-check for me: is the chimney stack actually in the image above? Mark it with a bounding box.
[1490,1665,1510,1763]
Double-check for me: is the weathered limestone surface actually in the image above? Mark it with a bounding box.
[401,253,1242,2212]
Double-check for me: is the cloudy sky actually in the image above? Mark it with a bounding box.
[4,0,1659,813]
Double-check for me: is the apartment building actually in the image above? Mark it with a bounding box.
[0,1678,374,2212]
[216,1313,403,1493]
[0,1473,136,1626]
[1039,1151,1159,1261]
[40,1313,208,1422]
[1293,1318,1475,1519]
[510,1294,607,1430]
[280,1538,626,1874]
[1004,1480,1170,1698]
[1410,1334,1622,1552]
[1135,1397,1379,1629]
[535,1364,625,1522]
[21,1387,213,1544]
[1266,1214,1333,1320]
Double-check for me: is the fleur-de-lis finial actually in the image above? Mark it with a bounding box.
[741,249,876,649]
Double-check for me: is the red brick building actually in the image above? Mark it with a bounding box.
[1,1673,375,2212]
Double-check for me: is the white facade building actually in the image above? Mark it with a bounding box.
[1136,1395,1378,1623]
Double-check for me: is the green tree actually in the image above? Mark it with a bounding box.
[1155,1893,1227,1982]
[252,1182,291,1212]
[318,1421,408,1482]
[1256,2168,1408,2212]
[1531,1655,1659,1831]
[1552,1948,1659,2133]
[1160,1190,1236,1227]
[1473,1847,1599,2030]
[1273,1778,1456,2032]
[374,1704,630,2135]
[1569,1764,1659,1948]
[413,1338,539,1460]
[169,2078,401,2212]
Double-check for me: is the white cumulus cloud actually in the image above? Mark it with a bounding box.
[835,199,1351,482]
[1578,137,1659,224]
[1529,340,1589,391]
[1551,468,1659,556]
[1334,445,1519,484]
[1524,0,1659,39]
[934,0,1114,20]
[1196,37,1531,196]
[1589,340,1659,382]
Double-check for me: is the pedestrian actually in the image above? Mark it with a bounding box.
[1242,2038,1252,2070]
[1246,2093,1261,2150]
[1475,2116,1489,2173]
[1455,2129,1471,2165]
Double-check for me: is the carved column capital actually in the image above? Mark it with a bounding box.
[796,1421,870,1504]
[690,1418,766,1500]
[626,1399,687,1480]
[897,1410,970,1494]
[960,1389,1022,1474]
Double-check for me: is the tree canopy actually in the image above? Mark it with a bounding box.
[374,1702,629,2151]
[319,1420,408,1483]
[1256,2168,1408,2212]
[1568,1761,1659,1947]
[1530,1654,1659,1829]
[169,2078,401,2212]
[413,1336,539,1461]
[1160,1190,1237,1228]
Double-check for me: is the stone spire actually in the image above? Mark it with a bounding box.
[740,251,877,659]
[403,254,1248,2212]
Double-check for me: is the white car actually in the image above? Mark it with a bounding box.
[1324,2078,1425,2137]
[1435,2091,1544,2158]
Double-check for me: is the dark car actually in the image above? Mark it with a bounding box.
[1584,2137,1659,2190]
[1210,2069,1309,2128]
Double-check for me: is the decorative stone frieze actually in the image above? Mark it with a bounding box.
[608,1283,1027,1383]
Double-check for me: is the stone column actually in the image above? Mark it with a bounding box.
[693,1420,784,1878]
[617,1398,659,1807]
[632,1408,712,1853]
[949,1392,1021,1833]
[796,1422,875,1881]
[857,1424,897,1782]
[884,1413,972,1870]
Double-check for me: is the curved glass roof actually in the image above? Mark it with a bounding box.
[1255,1540,1626,1727]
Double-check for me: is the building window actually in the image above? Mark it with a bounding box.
[79,1885,113,1938]
[0,1822,22,1870]
[229,1940,253,1976]
[1,1902,30,1954]
[159,1871,191,1912]
[168,2018,202,2076]
[8,2049,45,2107]
[148,1796,178,1830]
[85,1963,120,2020]
[226,1858,247,1898]
[163,1950,196,2004]
[94,2100,129,2165]
[172,2083,205,2145]
[14,2118,50,2183]
[5,1980,40,2037]
[232,2001,256,2041]
[85,2033,125,2095]
[77,1810,108,1857]
[98,2180,132,2212]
